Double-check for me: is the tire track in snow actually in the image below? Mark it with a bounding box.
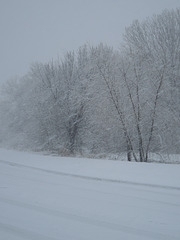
[0,159,180,191]
[0,222,59,240]
[0,197,179,240]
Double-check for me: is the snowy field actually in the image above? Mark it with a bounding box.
[0,149,180,240]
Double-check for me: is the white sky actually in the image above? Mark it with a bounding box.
[0,0,180,84]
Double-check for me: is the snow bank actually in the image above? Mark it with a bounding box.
[0,148,180,189]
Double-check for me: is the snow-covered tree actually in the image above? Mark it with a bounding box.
[0,9,179,161]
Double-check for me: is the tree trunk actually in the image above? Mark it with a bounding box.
[127,143,132,161]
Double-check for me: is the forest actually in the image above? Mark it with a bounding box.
[0,8,180,162]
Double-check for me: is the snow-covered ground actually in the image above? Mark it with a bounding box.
[0,149,180,240]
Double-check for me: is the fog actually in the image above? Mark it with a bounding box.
[0,0,180,84]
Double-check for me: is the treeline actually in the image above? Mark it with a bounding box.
[0,9,180,161]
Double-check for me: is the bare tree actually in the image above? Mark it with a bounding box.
[123,8,180,159]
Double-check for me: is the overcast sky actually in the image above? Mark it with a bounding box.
[0,0,180,84]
